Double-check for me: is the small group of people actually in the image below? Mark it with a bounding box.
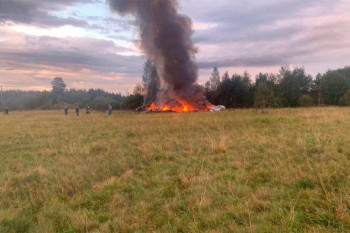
[65,106,90,116]
[64,104,113,116]
[3,105,113,116]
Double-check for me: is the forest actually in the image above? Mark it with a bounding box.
[1,62,350,111]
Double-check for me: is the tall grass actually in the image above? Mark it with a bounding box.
[0,108,349,232]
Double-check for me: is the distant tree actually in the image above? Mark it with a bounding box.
[243,71,251,80]
[339,90,350,106]
[204,81,210,92]
[133,84,145,96]
[278,66,312,107]
[51,77,66,103]
[214,73,253,108]
[321,71,350,105]
[293,67,312,94]
[254,83,273,112]
[91,96,120,111]
[310,74,322,106]
[5,64,350,111]
[208,67,220,91]
[241,72,254,107]
[336,66,350,78]
[255,73,278,90]
[62,89,90,106]
[123,94,144,110]
[298,95,314,107]
[222,71,230,81]
[255,73,283,107]
[142,59,160,105]
[204,83,215,104]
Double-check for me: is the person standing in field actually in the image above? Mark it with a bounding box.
[75,105,80,116]
[4,106,9,115]
[86,106,91,115]
[64,106,68,116]
[108,104,112,115]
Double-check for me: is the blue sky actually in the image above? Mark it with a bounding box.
[0,0,349,93]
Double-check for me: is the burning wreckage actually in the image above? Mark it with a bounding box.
[108,0,225,113]
[136,103,225,113]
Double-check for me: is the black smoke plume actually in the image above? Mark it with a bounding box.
[108,0,210,109]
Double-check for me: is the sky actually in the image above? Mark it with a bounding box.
[0,0,349,93]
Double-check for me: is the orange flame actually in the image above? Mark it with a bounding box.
[147,102,212,113]
[149,102,158,111]
[162,104,170,111]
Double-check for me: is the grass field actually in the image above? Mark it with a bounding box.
[0,108,349,233]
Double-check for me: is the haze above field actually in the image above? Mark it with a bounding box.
[0,0,349,93]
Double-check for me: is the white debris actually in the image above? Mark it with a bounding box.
[209,105,226,112]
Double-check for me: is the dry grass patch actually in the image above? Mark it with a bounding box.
[0,108,349,232]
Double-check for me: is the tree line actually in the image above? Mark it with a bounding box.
[1,63,350,111]
[0,77,144,111]
[204,66,350,110]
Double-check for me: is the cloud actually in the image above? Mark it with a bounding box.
[0,0,350,92]
[0,0,143,92]
[0,0,96,27]
[0,27,144,92]
[181,0,350,73]
[196,16,350,69]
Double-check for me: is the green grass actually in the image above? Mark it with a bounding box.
[0,108,349,232]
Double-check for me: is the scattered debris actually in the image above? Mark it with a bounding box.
[209,105,226,112]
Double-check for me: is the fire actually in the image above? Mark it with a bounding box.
[162,105,170,111]
[146,102,212,113]
[149,102,159,111]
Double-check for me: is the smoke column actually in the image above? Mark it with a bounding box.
[108,0,210,108]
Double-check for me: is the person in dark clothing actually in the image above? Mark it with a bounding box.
[108,104,112,115]
[75,105,80,116]
[64,106,68,116]
[86,106,90,115]
[4,106,9,115]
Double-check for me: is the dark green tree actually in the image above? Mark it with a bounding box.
[298,95,314,107]
[208,67,220,91]
[123,94,144,109]
[278,66,312,107]
[337,66,350,77]
[133,84,145,96]
[340,90,350,106]
[51,77,66,103]
[222,71,230,81]
[91,96,120,111]
[321,71,350,105]
[255,73,277,90]
[214,73,253,108]
[254,83,274,112]
[310,74,322,106]
[142,59,160,105]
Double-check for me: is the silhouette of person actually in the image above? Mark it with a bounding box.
[75,105,80,116]
[108,104,112,115]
